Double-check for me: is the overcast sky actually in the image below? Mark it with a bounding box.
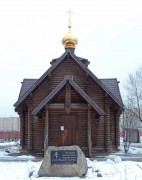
[0,0,142,117]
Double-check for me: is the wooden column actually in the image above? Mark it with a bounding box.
[115,110,121,150]
[19,111,24,149]
[44,107,49,154]
[27,107,33,151]
[65,84,71,114]
[88,104,92,157]
[104,95,112,152]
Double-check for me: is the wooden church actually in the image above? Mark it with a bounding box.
[14,15,124,157]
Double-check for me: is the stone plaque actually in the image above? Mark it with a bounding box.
[51,150,77,164]
[38,146,88,177]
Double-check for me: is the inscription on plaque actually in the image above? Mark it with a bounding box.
[51,150,77,165]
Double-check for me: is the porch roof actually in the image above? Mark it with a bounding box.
[32,76,104,116]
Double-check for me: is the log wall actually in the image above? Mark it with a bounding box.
[50,58,86,91]
[23,110,28,150]
[110,110,116,147]
[87,77,105,108]
[32,116,44,153]
[91,110,105,149]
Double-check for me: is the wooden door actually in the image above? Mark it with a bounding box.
[60,114,76,146]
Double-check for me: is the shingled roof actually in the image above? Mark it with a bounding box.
[14,49,124,109]
[32,76,104,116]
[18,79,37,99]
[100,78,123,107]
[16,77,123,111]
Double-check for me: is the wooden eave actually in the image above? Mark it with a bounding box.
[14,49,124,109]
[32,76,104,116]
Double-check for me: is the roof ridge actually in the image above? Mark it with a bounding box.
[23,78,38,80]
[100,78,117,80]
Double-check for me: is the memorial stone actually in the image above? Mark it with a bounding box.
[38,145,88,177]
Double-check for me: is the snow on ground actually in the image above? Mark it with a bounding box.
[0,140,142,179]
[0,141,18,147]
[116,138,142,155]
[117,143,142,155]
[0,141,35,160]
[0,141,20,154]
[0,159,142,180]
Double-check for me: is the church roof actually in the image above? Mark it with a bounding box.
[18,78,123,108]
[14,49,124,109]
[32,76,104,116]
[18,79,37,99]
[100,78,123,106]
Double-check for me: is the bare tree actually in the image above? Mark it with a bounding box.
[121,66,142,152]
[125,66,142,123]
[121,109,140,153]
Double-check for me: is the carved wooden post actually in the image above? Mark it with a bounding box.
[88,104,92,157]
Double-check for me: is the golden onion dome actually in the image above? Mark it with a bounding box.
[62,32,78,48]
[62,9,78,49]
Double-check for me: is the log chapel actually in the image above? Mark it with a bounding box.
[14,12,124,157]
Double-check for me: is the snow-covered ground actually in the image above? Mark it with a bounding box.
[0,158,142,180]
[0,141,35,161]
[116,138,142,155]
[0,140,142,180]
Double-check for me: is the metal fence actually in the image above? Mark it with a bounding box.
[0,117,20,142]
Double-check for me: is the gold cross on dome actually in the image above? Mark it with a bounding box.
[66,9,73,33]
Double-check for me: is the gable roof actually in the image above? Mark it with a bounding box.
[14,49,124,109]
[18,78,123,106]
[32,76,104,116]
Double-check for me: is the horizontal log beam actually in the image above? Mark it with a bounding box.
[48,103,88,110]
